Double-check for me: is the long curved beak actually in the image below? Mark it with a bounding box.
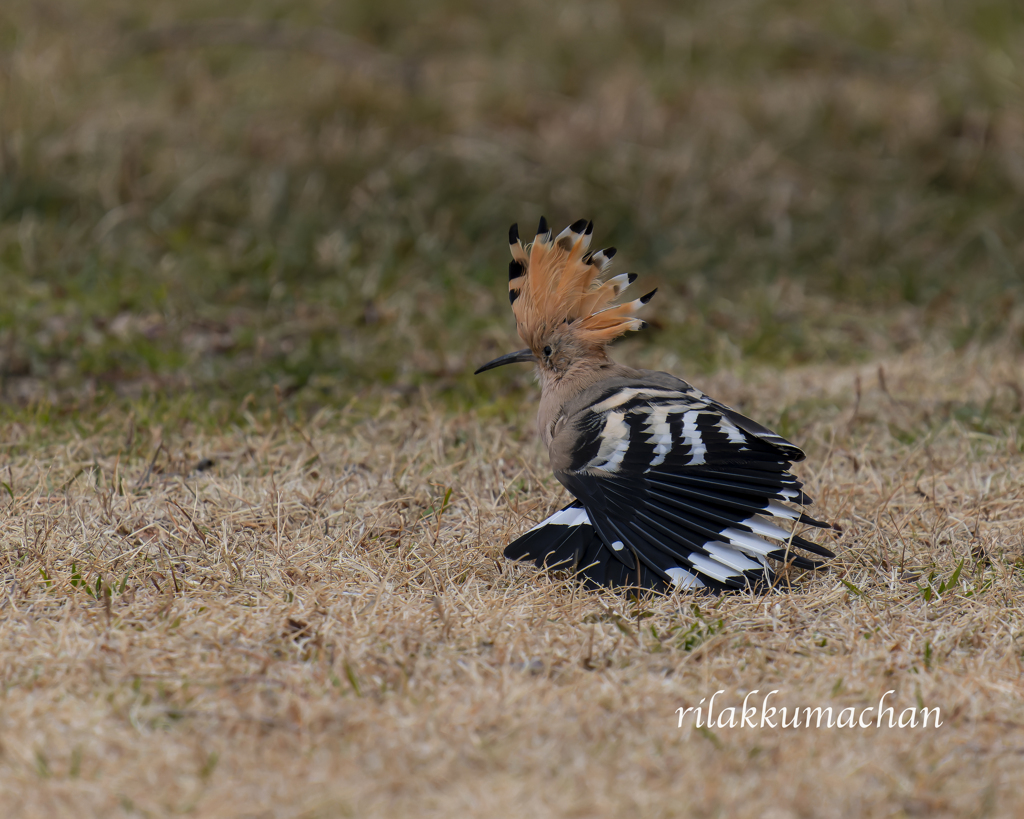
[474,348,535,375]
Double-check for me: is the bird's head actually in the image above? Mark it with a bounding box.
[475,217,655,382]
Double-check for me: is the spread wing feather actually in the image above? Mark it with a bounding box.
[504,381,835,591]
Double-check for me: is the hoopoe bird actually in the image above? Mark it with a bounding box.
[475,217,836,592]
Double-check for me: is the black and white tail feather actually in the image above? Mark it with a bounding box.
[505,377,835,592]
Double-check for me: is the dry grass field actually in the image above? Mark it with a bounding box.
[2,349,1024,817]
[3,1,1024,817]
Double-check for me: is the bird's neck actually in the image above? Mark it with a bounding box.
[536,357,636,447]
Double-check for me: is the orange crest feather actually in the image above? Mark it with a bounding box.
[506,218,654,348]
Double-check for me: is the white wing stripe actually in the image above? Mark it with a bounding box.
[590,388,693,414]
[528,506,591,532]
[705,542,765,572]
[742,515,794,541]
[681,411,706,466]
[648,439,672,469]
[764,500,800,520]
[587,411,630,472]
[688,553,741,582]
[720,527,778,556]
[717,417,748,445]
[666,567,705,589]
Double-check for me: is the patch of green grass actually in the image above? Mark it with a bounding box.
[1,0,1023,417]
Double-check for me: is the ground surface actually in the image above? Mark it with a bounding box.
[2,1,1024,817]
[3,350,1023,818]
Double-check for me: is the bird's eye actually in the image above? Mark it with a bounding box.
[543,346,552,357]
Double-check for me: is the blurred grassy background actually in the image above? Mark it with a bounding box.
[2,0,1023,420]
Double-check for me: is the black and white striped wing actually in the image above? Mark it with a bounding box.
[504,501,674,590]
[505,384,834,591]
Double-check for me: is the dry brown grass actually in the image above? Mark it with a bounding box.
[2,345,1023,818]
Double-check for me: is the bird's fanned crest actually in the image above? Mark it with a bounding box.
[508,217,654,349]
